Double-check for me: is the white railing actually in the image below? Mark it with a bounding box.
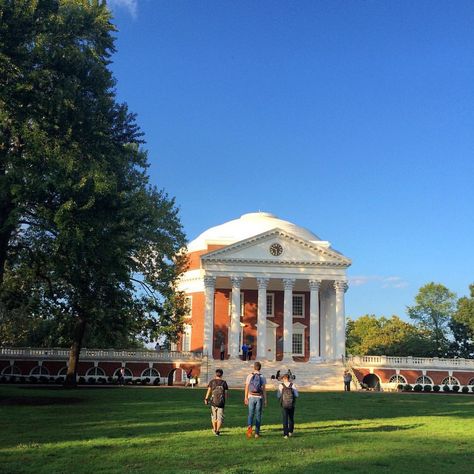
[0,347,203,362]
[347,355,474,370]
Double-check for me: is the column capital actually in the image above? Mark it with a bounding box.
[334,280,348,293]
[203,275,216,288]
[230,276,243,289]
[308,279,322,291]
[282,277,296,291]
[256,277,270,290]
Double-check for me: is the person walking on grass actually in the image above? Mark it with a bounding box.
[204,369,229,436]
[277,373,299,438]
[244,361,267,439]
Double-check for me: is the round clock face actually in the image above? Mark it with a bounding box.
[269,243,283,256]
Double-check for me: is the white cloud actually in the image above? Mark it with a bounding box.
[348,275,408,289]
[108,0,138,18]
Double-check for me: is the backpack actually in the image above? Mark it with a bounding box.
[211,381,225,408]
[248,373,263,394]
[280,383,295,409]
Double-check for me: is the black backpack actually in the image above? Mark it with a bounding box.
[280,382,295,409]
[211,381,225,408]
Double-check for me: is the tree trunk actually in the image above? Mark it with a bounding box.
[0,193,15,288]
[64,315,88,388]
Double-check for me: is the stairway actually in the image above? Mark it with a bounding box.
[201,357,345,391]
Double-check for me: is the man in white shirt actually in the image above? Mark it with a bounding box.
[244,361,267,439]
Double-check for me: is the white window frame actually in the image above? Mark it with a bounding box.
[389,375,407,384]
[30,366,49,376]
[441,376,459,386]
[1,365,21,375]
[141,368,160,378]
[292,294,305,318]
[266,293,274,317]
[416,375,433,385]
[292,323,306,356]
[182,324,192,352]
[86,367,106,377]
[185,295,192,319]
[114,367,132,377]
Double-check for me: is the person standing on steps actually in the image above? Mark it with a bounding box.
[241,343,248,361]
[204,369,229,436]
[343,371,352,391]
[220,341,226,360]
[277,373,299,438]
[244,361,267,439]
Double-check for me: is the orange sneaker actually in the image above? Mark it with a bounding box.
[246,426,253,438]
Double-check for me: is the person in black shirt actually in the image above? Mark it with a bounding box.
[204,369,229,436]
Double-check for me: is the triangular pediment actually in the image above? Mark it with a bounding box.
[201,228,351,268]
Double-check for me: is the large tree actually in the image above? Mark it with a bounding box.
[407,282,457,357]
[0,0,188,386]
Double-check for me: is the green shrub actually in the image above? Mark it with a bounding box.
[443,385,450,392]
[461,386,469,394]
[452,385,460,393]
[423,385,432,392]
[29,376,38,383]
[153,378,161,386]
[404,384,412,391]
[78,377,86,384]
[413,384,423,392]
[397,384,404,391]
[433,385,440,392]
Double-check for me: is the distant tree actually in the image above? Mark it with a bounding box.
[448,284,474,358]
[407,283,456,357]
[346,314,435,357]
[453,284,474,333]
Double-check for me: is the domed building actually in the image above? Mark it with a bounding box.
[178,212,351,366]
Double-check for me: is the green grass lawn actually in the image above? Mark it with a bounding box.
[1,385,474,473]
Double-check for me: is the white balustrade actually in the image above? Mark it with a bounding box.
[347,355,474,370]
[0,347,202,362]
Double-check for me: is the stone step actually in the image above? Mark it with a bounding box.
[203,359,345,390]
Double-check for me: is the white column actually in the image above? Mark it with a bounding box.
[229,276,243,359]
[309,279,322,362]
[256,277,269,360]
[203,276,216,358]
[282,278,295,362]
[334,280,348,363]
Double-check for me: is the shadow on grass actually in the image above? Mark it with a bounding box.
[1,386,473,448]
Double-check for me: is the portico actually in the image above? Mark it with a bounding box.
[179,212,351,364]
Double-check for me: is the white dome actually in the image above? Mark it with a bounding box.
[187,212,322,251]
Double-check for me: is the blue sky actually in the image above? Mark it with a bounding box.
[107,1,474,319]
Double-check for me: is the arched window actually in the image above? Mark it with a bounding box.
[86,367,106,377]
[468,378,474,386]
[30,366,49,376]
[2,365,21,375]
[142,368,160,378]
[441,376,459,386]
[58,367,68,376]
[389,375,406,384]
[416,375,433,385]
[114,368,132,377]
